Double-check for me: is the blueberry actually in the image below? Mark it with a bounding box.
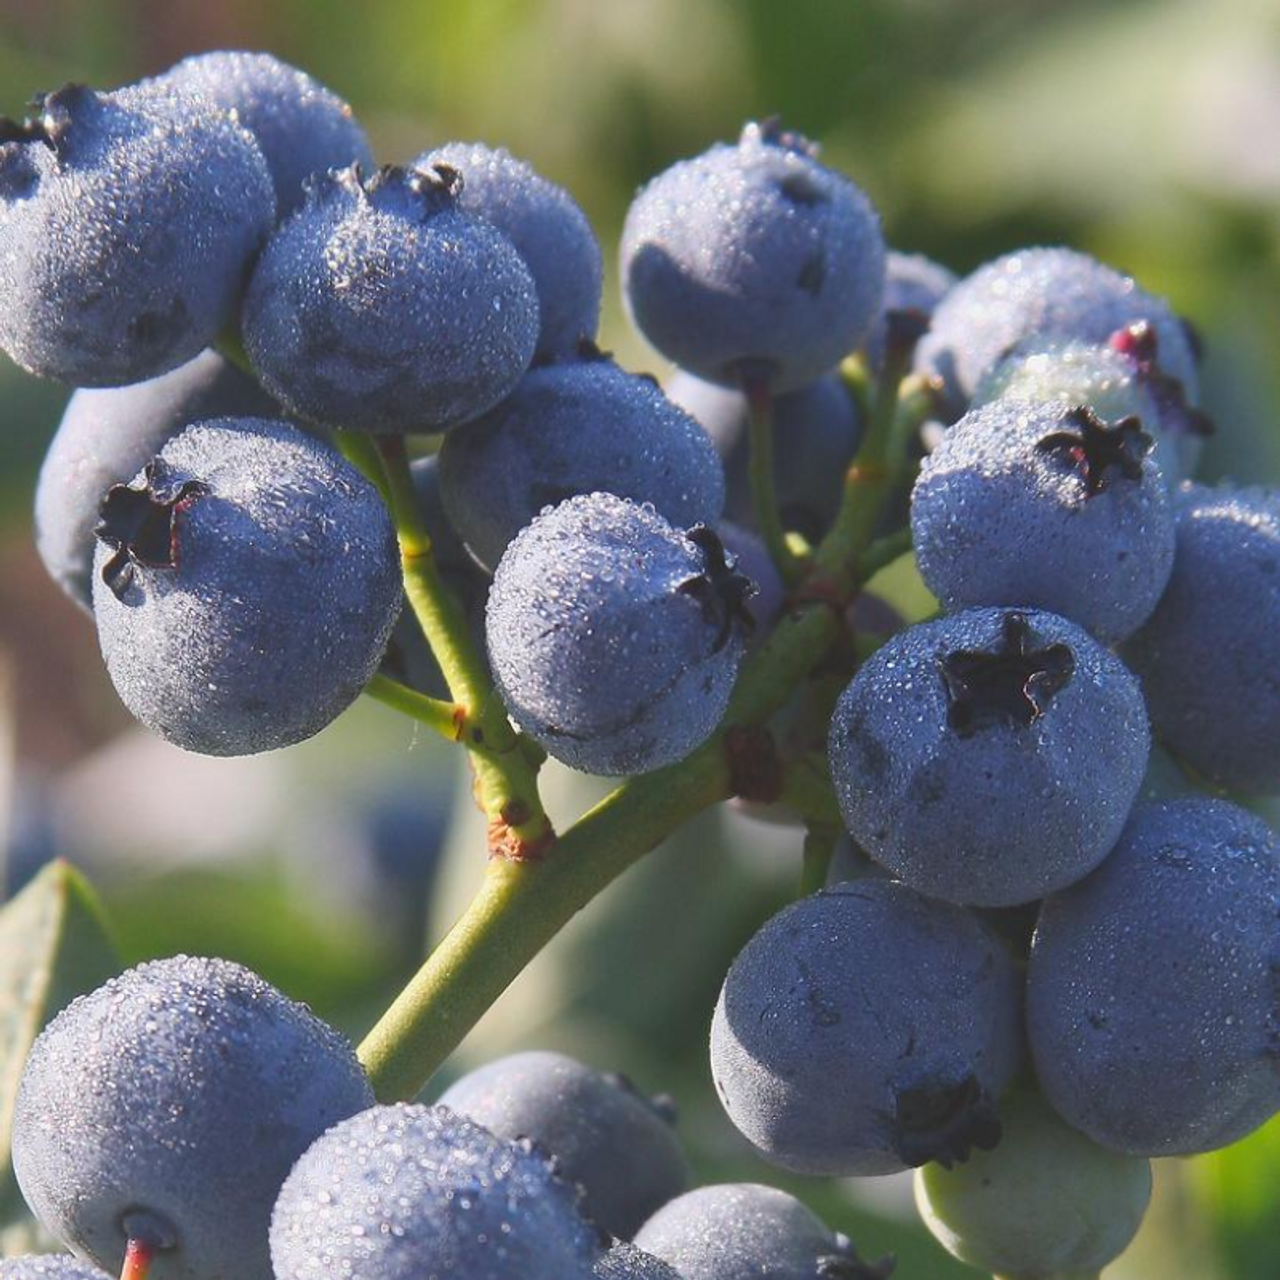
[269,1103,601,1279]
[621,120,885,393]
[915,247,1200,420]
[634,1184,890,1280]
[0,1263,112,1280]
[139,51,374,219]
[666,368,861,544]
[91,417,401,757]
[417,141,602,361]
[35,350,282,613]
[828,608,1150,906]
[971,325,1212,480]
[593,1242,681,1280]
[711,880,1022,1176]
[486,493,753,776]
[241,164,539,433]
[915,1091,1152,1278]
[11,955,374,1279]
[1122,483,1280,794]
[715,521,785,632]
[911,399,1176,643]
[864,248,957,367]
[439,345,725,571]
[0,82,274,385]
[1028,798,1279,1155]
[438,1050,691,1240]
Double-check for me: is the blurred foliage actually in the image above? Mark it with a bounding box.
[0,0,1275,1273]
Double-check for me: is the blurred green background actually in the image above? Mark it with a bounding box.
[0,0,1276,1275]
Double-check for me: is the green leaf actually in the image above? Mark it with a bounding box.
[0,860,119,1231]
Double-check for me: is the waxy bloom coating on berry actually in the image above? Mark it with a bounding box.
[915,247,1199,419]
[593,1242,682,1279]
[711,881,1022,1176]
[440,346,724,571]
[1028,799,1279,1156]
[0,1263,113,1280]
[242,163,539,432]
[634,1183,891,1280]
[139,50,374,219]
[864,248,957,367]
[0,82,274,385]
[92,417,401,757]
[621,120,885,393]
[487,493,753,776]
[915,1091,1152,1278]
[667,368,861,543]
[419,141,603,361]
[439,1050,692,1240]
[1123,483,1280,794]
[35,350,281,612]
[11,956,374,1280]
[912,399,1176,643]
[269,1103,601,1280]
[829,608,1150,906]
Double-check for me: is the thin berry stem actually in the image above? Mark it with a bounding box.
[370,434,552,859]
[799,822,840,897]
[364,673,465,742]
[119,1239,154,1280]
[334,430,392,506]
[744,374,806,586]
[858,525,914,579]
[777,752,843,826]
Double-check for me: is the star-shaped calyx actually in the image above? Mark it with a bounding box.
[940,613,1075,737]
[890,1067,1003,1170]
[1034,405,1152,497]
[95,457,209,600]
[1109,319,1214,442]
[676,525,756,653]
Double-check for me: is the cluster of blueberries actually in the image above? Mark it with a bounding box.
[1,42,1276,1280]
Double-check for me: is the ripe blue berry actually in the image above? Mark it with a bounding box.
[911,399,1176,643]
[0,1263,112,1280]
[666,368,861,543]
[140,51,373,219]
[1028,799,1279,1155]
[828,608,1150,906]
[242,164,538,433]
[438,1050,691,1240]
[11,955,374,1279]
[1123,483,1280,794]
[864,248,957,367]
[711,881,1022,1175]
[0,83,274,385]
[417,141,603,361]
[35,350,281,612]
[593,1242,681,1279]
[91,417,401,757]
[621,120,885,393]
[915,1091,1152,1278]
[634,1184,890,1280]
[269,1103,601,1280]
[915,247,1199,419]
[487,493,753,776]
[439,345,725,570]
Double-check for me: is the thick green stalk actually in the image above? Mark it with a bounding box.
[744,376,805,585]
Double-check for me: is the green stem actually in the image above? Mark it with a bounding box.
[858,526,914,580]
[777,752,842,825]
[364,673,463,743]
[744,375,805,586]
[335,430,392,506]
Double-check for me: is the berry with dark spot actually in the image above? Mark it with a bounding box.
[912,399,1176,643]
[486,493,752,776]
[91,417,401,757]
[621,120,885,393]
[0,82,274,385]
[710,880,1022,1176]
[828,609,1150,906]
[242,163,539,433]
